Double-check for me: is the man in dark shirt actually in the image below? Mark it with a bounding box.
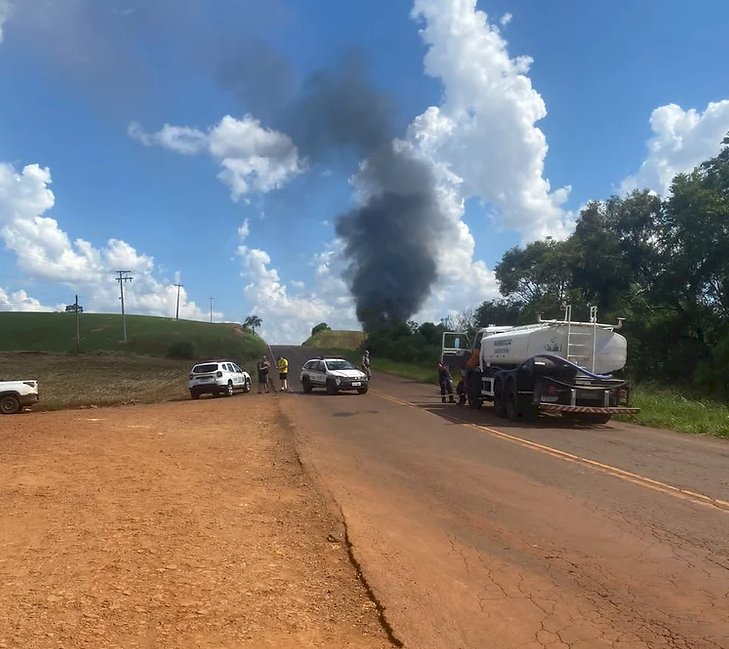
[257,356,271,394]
[437,362,455,403]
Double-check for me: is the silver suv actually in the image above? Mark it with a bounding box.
[188,360,252,399]
[300,357,369,395]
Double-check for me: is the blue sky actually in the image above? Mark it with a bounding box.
[1,0,728,342]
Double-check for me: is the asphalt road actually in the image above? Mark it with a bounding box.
[271,345,729,649]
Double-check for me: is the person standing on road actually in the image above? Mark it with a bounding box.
[257,355,271,394]
[438,361,455,403]
[277,356,289,392]
[361,350,372,380]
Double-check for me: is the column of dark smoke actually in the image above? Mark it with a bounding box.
[286,55,446,331]
[335,145,443,330]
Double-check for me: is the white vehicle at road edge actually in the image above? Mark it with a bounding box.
[0,379,39,414]
[188,360,252,399]
[300,356,369,395]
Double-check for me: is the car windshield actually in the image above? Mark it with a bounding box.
[326,360,357,371]
[192,363,218,373]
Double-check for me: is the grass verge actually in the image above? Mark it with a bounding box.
[617,386,729,438]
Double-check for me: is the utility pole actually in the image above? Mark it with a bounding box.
[114,271,133,342]
[209,297,214,323]
[75,294,80,354]
[174,283,183,320]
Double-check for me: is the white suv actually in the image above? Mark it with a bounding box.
[0,379,39,414]
[188,360,252,399]
[300,357,369,395]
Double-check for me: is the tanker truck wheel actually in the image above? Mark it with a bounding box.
[493,379,506,418]
[467,370,482,409]
[505,383,520,421]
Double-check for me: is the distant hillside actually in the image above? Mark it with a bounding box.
[303,329,365,350]
[0,312,266,363]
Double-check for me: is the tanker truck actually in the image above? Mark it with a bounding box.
[441,306,639,424]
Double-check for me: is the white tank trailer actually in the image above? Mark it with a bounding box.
[442,306,639,425]
[480,322,627,375]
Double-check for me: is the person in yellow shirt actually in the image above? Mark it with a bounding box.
[277,356,289,392]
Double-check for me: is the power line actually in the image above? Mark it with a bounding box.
[174,283,183,320]
[114,271,133,342]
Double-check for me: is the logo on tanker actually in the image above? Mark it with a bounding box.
[544,336,562,352]
[492,338,511,354]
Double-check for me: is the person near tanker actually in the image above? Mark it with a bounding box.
[277,355,289,392]
[361,350,372,380]
[437,361,455,403]
[257,355,272,394]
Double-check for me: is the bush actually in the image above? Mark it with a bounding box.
[167,340,195,359]
[311,322,331,336]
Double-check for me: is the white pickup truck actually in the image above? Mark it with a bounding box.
[0,379,39,414]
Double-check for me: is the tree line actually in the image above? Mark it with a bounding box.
[482,133,729,395]
[362,134,729,397]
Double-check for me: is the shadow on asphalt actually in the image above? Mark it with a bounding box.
[414,400,609,431]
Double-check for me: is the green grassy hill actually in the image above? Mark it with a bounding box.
[302,329,365,350]
[0,312,266,363]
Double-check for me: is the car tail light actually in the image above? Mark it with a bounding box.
[23,381,36,388]
[216,371,223,377]
[547,385,558,396]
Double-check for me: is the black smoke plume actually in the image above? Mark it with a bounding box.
[284,54,446,331]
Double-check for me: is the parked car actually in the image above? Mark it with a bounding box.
[300,356,369,395]
[0,379,39,414]
[188,360,252,399]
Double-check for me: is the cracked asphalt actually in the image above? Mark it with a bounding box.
[273,345,729,649]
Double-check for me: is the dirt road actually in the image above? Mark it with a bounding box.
[274,345,729,649]
[0,397,391,649]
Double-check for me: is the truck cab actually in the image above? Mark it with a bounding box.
[441,326,513,370]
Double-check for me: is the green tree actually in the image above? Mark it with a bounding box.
[495,239,578,320]
[417,321,446,345]
[474,299,525,327]
[243,315,262,334]
[311,322,331,336]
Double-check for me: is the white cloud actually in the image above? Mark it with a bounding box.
[500,12,512,26]
[237,218,250,241]
[237,235,357,344]
[410,0,572,241]
[621,100,729,195]
[0,160,212,320]
[0,0,11,44]
[129,114,304,201]
[396,138,500,322]
[127,122,207,155]
[0,286,57,312]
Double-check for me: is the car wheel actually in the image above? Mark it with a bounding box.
[325,379,337,395]
[225,381,234,397]
[243,377,251,393]
[302,377,313,393]
[357,387,368,394]
[189,390,200,400]
[0,394,21,414]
